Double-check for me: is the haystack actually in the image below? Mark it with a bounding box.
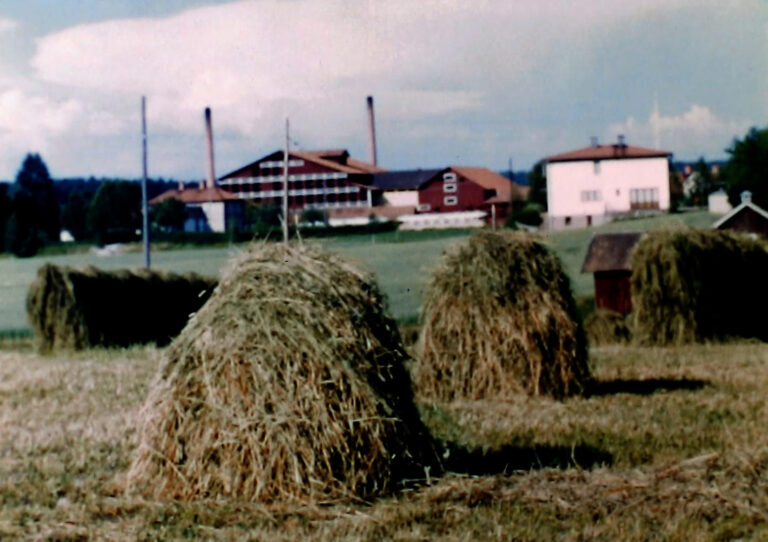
[584,309,631,346]
[415,231,590,401]
[126,243,439,503]
[26,264,217,352]
[631,228,768,345]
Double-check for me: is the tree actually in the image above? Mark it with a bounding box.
[722,126,768,208]
[150,198,187,231]
[61,191,91,241]
[526,161,547,210]
[87,181,141,245]
[13,153,59,242]
[0,184,10,251]
[5,190,41,256]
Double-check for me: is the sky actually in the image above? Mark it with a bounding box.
[0,0,765,181]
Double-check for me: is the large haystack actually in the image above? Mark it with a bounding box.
[415,231,590,401]
[127,243,439,503]
[27,264,217,352]
[631,228,768,345]
[584,309,631,346]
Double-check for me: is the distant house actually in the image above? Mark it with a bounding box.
[544,136,672,230]
[713,191,768,237]
[217,149,384,214]
[708,189,732,215]
[150,183,245,233]
[581,232,643,316]
[370,166,528,226]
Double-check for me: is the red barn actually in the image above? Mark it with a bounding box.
[581,232,642,315]
[218,149,384,212]
[416,167,527,225]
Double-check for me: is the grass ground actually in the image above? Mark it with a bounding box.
[1,342,767,540]
[0,211,716,332]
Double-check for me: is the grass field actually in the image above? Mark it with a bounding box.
[0,211,717,332]
[2,342,768,539]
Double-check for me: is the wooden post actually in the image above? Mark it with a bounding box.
[491,204,497,231]
[141,96,150,268]
[282,117,289,244]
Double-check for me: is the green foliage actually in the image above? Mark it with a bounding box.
[301,206,327,224]
[151,198,187,231]
[87,181,141,245]
[13,154,59,243]
[0,184,10,251]
[5,191,43,257]
[526,161,547,210]
[506,202,544,228]
[61,192,91,241]
[722,126,768,208]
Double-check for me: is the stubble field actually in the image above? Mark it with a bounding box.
[2,342,768,540]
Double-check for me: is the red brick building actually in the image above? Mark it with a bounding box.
[218,149,384,211]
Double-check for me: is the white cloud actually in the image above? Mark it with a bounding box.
[608,104,750,158]
[0,17,18,34]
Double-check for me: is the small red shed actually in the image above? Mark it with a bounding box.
[581,232,642,316]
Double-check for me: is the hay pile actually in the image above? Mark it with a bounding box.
[631,228,768,345]
[127,243,439,503]
[415,231,590,401]
[27,264,217,352]
[584,309,631,346]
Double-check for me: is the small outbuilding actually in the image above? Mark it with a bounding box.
[713,191,768,237]
[581,232,642,315]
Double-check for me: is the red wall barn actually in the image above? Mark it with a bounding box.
[218,149,383,212]
[416,167,527,224]
[581,232,642,316]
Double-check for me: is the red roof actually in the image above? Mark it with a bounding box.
[545,144,671,163]
[150,185,240,205]
[451,166,528,203]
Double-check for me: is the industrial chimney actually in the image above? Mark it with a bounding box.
[366,96,378,167]
[204,107,216,189]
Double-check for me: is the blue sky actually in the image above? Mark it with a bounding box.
[0,0,765,181]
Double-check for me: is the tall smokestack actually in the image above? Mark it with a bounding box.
[204,107,216,189]
[366,95,378,167]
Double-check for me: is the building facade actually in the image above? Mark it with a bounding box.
[545,138,672,230]
[218,149,383,212]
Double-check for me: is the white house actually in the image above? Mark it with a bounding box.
[544,136,672,229]
[150,183,245,233]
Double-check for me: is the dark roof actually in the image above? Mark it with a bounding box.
[581,232,643,273]
[546,144,672,163]
[221,149,385,179]
[370,169,443,190]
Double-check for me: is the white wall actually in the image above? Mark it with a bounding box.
[546,156,670,227]
[201,202,226,232]
[384,190,419,207]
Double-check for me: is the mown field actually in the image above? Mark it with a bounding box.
[2,210,765,540]
[0,211,717,332]
[2,343,768,540]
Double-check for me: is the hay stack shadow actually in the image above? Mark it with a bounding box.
[415,231,591,401]
[587,377,709,397]
[127,243,441,503]
[26,263,217,352]
[441,441,613,475]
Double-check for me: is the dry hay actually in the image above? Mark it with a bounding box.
[631,228,768,345]
[584,309,631,346]
[26,264,217,352]
[126,242,440,503]
[414,231,590,401]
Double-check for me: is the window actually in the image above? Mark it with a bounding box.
[444,196,458,206]
[443,182,457,193]
[629,188,660,209]
[593,161,601,175]
[565,216,572,226]
[580,190,600,202]
[417,203,431,212]
[443,172,457,182]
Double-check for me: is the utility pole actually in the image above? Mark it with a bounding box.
[141,96,150,268]
[282,117,290,244]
